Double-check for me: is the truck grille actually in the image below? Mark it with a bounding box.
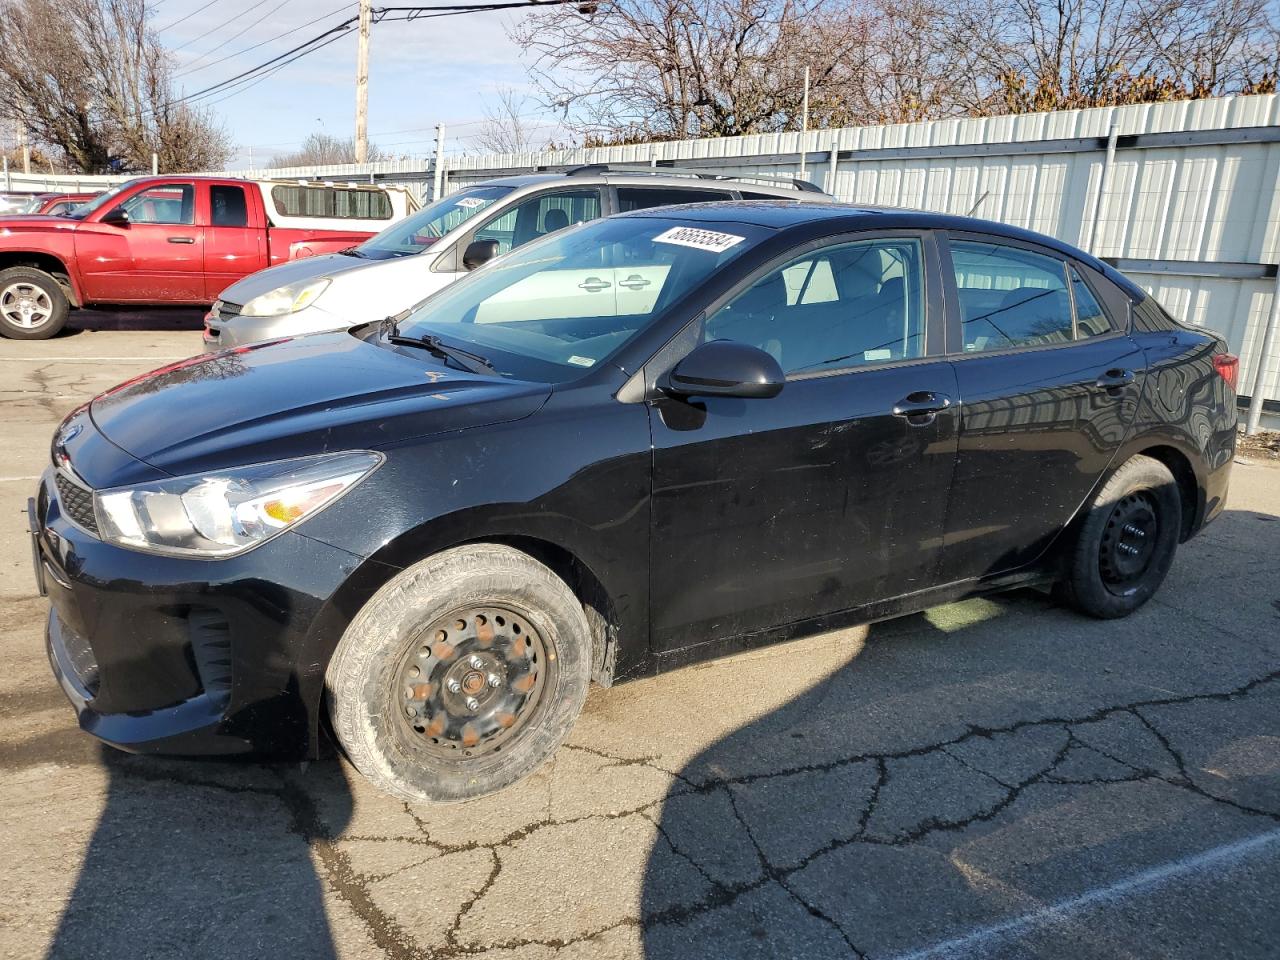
[54,471,98,534]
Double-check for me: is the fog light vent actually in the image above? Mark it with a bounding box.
[188,607,232,708]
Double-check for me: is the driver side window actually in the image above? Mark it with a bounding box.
[122,184,194,225]
[472,190,601,255]
[704,238,925,376]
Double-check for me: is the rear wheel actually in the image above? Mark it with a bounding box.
[0,267,69,339]
[326,544,592,802]
[1057,455,1181,619]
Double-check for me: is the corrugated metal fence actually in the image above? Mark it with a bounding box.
[7,94,1279,413]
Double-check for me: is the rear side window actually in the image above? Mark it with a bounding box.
[617,187,732,212]
[210,185,249,227]
[739,191,788,200]
[950,241,1074,351]
[270,185,392,220]
[1070,266,1114,337]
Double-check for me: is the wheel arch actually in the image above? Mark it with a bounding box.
[0,251,81,305]
[298,514,633,758]
[1130,443,1200,542]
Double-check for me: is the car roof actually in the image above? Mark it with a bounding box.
[624,199,1128,279]
[477,172,817,197]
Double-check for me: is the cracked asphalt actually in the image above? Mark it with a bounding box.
[2,324,1279,960]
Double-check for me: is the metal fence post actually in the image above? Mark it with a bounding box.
[1245,269,1280,434]
[1088,116,1119,255]
[826,135,840,195]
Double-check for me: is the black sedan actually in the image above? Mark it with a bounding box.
[32,202,1238,801]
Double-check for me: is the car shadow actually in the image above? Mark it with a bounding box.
[62,307,207,337]
[635,501,1280,958]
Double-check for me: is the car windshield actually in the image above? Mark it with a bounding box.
[354,186,515,260]
[67,181,135,220]
[386,215,769,382]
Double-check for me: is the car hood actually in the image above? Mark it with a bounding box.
[89,332,551,476]
[218,251,399,305]
[0,215,75,233]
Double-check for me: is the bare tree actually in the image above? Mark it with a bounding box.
[514,0,876,140]
[0,0,232,173]
[271,133,387,167]
[473,87,551,153]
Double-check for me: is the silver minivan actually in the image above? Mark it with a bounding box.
[202,165,827,351]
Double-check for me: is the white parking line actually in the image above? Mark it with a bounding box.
[0,475,40,482]
[889,828,1280,960]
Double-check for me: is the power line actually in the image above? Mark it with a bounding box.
[156,0,223,34]
[170,0,293,56]
[174,2,354,79]
[170,1,583,109]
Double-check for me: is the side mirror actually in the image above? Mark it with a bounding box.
[663,340,784,400]
[100,206,129,226]
[462,239,501,270]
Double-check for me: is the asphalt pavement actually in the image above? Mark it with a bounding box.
[1,323,1277,960]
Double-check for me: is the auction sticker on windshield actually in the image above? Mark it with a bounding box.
[456,197,487,209]
[652,226,746,253]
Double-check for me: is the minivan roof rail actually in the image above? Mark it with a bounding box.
[561,163,826,194]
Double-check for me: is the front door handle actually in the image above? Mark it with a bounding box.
[892,391,953,424]
[578,277,611,292]
[167,236,196,244]
[1095,368,1135,393]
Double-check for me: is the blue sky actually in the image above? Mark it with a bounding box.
[152,0,569,167]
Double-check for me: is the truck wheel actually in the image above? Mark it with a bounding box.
[0,267,69,339]
[326,544,593,803]
[1057,455,1181,619]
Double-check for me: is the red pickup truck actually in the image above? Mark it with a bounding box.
[0,175,409,339]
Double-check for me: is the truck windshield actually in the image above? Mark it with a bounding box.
[384,215,769,383]
[353,186,514,260]
[67,182,135,220]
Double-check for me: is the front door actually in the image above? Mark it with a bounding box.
[75,181,205,302]
[647,234,959,652]
[939,235,1144,581]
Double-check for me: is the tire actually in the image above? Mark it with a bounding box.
[0,267,69,340]
[326,544,592,802]
[1057,455,1182,619]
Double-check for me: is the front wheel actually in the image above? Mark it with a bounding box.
[0,267,69,339]
[1057,454,1182,619]
[326,544,592,802]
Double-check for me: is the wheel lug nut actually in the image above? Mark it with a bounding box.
[465,697,480,711]
[469,656,484,669]
[487,673,501,688]
[447,679,461,693]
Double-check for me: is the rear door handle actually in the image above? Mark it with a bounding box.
[1095,368,1135,392]
[167,236,196,244]
[892,391,953,424]
[617,274,651,290]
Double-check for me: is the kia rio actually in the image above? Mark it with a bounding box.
[31,202,1238,802]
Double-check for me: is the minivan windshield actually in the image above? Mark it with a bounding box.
[354,185,514,260]
[386,215,769,382]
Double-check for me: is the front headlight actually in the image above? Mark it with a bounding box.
[240,278,331,317]
[93,452,382,557]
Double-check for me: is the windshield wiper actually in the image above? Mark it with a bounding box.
[338,246,366,257]
[381,315,495,375]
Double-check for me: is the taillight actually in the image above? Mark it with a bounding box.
[1213,353,1239,391]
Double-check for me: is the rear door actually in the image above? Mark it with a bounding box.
[202,182,268,300]
[938,233,1143,582]
[647,231,958,652]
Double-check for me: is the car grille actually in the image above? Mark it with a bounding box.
[213,299,243,320]
[54,470,98,535]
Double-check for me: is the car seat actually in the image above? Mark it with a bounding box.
[543,208,570,233]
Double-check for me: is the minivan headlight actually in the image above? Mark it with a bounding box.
[93,452,382,557]
[240,278,331,317]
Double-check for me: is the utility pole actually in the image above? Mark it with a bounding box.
[433,123,446,201]
[798,66,810,181]
[355,0,372,165]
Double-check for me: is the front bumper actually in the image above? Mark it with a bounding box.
[203,303,345,353]
[33,470,367,757]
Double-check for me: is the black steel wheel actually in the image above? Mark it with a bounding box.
[394,606,550,762]
[326,544,592,803]
[1058,454,1181,619]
